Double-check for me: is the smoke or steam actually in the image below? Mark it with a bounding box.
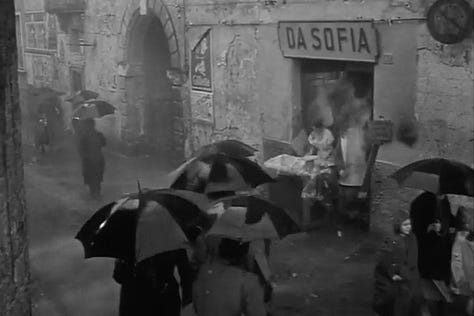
[328,79,371,135]
[396,118,419,147]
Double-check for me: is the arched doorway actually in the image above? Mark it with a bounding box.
[124,11,180,161]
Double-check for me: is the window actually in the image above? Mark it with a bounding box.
[15,13,25,70]
[24,12,57,51]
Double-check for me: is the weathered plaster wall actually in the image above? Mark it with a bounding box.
[190,26,264,157]
[84,0,187,150]
[256,25,294,142]
[185,0,473,230]
[415,28,473,166]
[185,0,429,160]
[185,0,423,26]
[373,21,420,166]
[23,0,44,12]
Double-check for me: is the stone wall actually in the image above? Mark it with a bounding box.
[84,0,188,156]
[185,0,473,230]
[415,27,473,165]
[1,1,31,314]
[185,0,427,159]
[371,26,473,234]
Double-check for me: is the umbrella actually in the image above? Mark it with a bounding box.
[26,86,64,114]
[66,90,100,105]
[27,85,65,97]
[72,100,116,120]
[75,189,215,262]
[194,140,257,158]
[207,193,301,240]
[169,153,275,194]
[390,158,474,196]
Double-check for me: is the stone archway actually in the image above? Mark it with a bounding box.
[118,0,184,162]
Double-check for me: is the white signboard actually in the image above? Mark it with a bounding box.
[278,21,378,62]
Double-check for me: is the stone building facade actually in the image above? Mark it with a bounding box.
[183,0,473,229]
[81,0,188,160]
[16,0,473,227]
[184,0,472,163]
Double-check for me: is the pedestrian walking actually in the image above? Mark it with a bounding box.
[113,249,194,316]
[78,118,106,199]
[112,259,136,316]
[246,239,274,314]
[193,238,267,316]
[410,192,456,316]
[451,206,474,316]
[373,210,422,316]
[34,113,50,154]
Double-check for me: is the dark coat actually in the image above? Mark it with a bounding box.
[79,129,106,186]
[373,233,422,316]
[410,192,455,282]
[114,249,194,316]
[193,260,267,316]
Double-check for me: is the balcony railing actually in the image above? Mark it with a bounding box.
[45,0,86,13]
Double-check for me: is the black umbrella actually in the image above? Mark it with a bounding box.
[29,86,65,98]
[75,189,215,262]
[66,90,100,106]
[194,140,257,158]
[169,153,275,194]
[390,158,474,196]
[72,100,116,119]
[208,193,301,240]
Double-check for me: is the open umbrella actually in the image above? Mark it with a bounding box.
[26,86,64,114]
[194,140,258,158]
[75,189,215,263]
[66,90,100,106]
[390,158,474,196]
[72,100,116,120]
[27,85,65,97]
[169,153,275,195]
[207,193,301,240]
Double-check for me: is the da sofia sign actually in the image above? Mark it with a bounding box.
[278,21,378,62]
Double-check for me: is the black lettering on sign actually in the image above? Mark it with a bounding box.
[358,28,371,53]
[336,28,348,51]
[297,27,307,49]
[323,28,334,51]
[350,28,356,51]
[286,27,295,48]
[311,28,321,49]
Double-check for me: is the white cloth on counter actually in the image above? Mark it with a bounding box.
[263,154,334,178]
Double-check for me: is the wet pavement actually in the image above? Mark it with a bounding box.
[26,144,170,316]
[24,143,470,316]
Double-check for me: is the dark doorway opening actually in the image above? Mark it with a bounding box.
[126,13,180,162]
[300,59,375,230]
[70,68,84,93]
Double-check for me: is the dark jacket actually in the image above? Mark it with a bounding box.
[373,233,421,316]
[79,129,106,185]
[193,260,266,316]
[114,249,194,316]
[410,192,455,282]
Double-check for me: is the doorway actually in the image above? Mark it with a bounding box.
[300,59,374,229]
[126,13,178,159]
[301,60,374,186]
